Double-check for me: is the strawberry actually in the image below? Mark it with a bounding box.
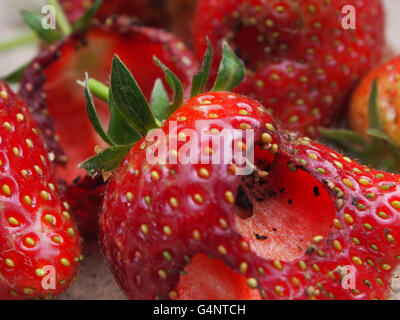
[20,16,197,184]
[60,0,198,45]
[81,42,400,300]
[193,0,385,137]
[0,81,81,299]
[349,55,400,146]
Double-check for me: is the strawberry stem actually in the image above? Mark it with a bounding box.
[0,32,37,53]
[47,0,72,36]
[86,78,110,102]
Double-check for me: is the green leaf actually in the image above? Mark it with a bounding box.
[111,55,158,135]
[366,128,395,143]
[212,40,245,92]
[108,88,141,145]
[368,79,382,131]
[84,74,116,146]
[190,38,212,98]
[21,10,62,44]
[154,56,184,118]
[79,145,132,176]
[3,62,29,83]
[71,0,102,33]
[150,79,169,121]
[320,128,368,149]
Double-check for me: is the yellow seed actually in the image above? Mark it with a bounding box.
[218,218,228,229]
[333,219,342,229]
[192,230,201,241]
[62,211,70,220]
[265,123,275,131]
[271,144,279,154]
[25,139,33,149]
[52,236,61,243]
[3,122,12,131]
[344,213,354,225]
[0,90,8,99]
[239,109,248,115]
[23,287,34,295]
[5,258,15,267]
[12,147,20,157]
[44,214,54,224]
[239,262,248,274]
[16,113,24,122]
[246,277,258,289]
[381,263,392,271]
[23,195,32,206]
[274,285,284,296]
[67,228,75,237]
[391,201,400,209]
[201,100,212,105]
[312,235,324,243]
[25,237,36,246]
[63,202,70,210]
[352,256,363,265]
[359,178,369,186]
[34,165,42,175]
[298,261,307,271]
[342,178,353,189]
[35,268,46,277]
[169,197,179,208]
[386,234,395,243]
[140,224,149,235]
[8,217,19,226]
[60,258,71,267]
[193,193,203,204]
[333,161,343,169]
[40,190,50,201]
[291,277,300,287]
[308,153,318,160]
[273,260,283,270]
[218,245,227,255]
[224,191,234,204]
[126,192,133,202]
[333,240,342,251]
[261,132,273,144]
[163,225,172,236]
[198,168,210,178]
[150,171,160,181]
[2,184,11,196]
[158,269,167,279]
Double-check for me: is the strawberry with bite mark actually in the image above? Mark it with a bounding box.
[0,81,81,299]
[81,43,400,300]
[194,0,385,137]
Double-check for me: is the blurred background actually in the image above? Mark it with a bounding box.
[0,0,400,77]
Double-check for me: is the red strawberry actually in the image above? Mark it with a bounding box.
[100,88,400,300]
[194,0,385,137]
[60,0,198,45]
[20,16,197,184]
[0,81,81,299]
[79,39,400,300]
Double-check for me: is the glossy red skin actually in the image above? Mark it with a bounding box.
[0,81,81,299]
[60,0,198,45]
[101,92,400,300]
[349,54,400,146]
[194,0,385,137]
[40,19,197,183]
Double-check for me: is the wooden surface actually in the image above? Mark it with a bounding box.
[0,0,400,300]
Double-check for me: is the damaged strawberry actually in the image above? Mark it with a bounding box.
[80,41,400,300]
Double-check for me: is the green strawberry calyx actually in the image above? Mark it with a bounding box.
[79,39,245,176]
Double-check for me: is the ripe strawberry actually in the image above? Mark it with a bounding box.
[60,0,198,45]
[194,0,385,137]
[81,43,400,300]
[349,55,400,146]
[20,16,197,184]
[0,81,81,299]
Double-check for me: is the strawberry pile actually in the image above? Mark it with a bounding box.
[1,0,400,301]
